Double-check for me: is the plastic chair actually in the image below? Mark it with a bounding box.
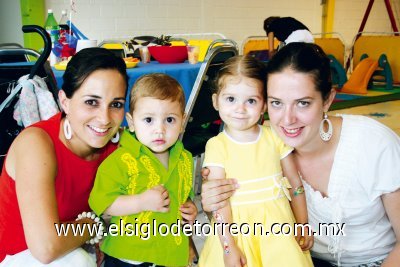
[241,35,280,61]
[312,32,346,66]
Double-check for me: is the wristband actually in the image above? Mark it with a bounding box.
[75,211,104,244]
[294,185,305,196]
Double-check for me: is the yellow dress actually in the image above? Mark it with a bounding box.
[199,126,312,267]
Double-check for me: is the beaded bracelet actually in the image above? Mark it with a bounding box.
[75,211,104,244]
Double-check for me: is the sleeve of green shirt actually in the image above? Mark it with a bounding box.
[89,151,129,216]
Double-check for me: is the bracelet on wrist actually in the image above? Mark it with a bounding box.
[293,185,305,196]
[75,211,104,244]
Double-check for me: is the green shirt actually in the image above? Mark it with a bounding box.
[89,130,193,266]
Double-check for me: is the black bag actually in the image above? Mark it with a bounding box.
[0,81,23,168]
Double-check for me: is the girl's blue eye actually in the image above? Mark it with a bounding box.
[248,99,256,104]
[227,96,234,102]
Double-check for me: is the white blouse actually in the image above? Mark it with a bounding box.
[303,115,400,266]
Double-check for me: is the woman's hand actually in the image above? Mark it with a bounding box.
[295,224,314,251]
[180,199,198,224]
[200,167,238,212]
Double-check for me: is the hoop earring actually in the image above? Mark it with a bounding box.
[63,118,72,140]
[111,131,120,143]
[319,113,333,141]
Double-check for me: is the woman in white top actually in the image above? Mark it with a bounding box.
[200,43,400,267]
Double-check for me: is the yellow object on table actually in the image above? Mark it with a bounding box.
[54,59,70,70]
[125,61,138,68]
[123,57,140,68]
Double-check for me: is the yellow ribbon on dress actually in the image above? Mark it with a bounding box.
[276,176,292,201]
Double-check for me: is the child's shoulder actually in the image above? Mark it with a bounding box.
[260,124,273,133]
[98,146,129,168]
[258,125,288,147]
[205,131,226,145]
[260,124,278,138]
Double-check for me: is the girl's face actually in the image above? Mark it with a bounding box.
[213,77,266,140]
[267,69,334,151]
[60,69,126,156]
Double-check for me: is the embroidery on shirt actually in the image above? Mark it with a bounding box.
[121,153,139,224]
[175,150,193,245]
[140,155,160,188]
[120,150,192,244]
[137,155,161,230]
[121,153,139,194]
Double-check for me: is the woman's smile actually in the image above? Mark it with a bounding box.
[281,126,304,137]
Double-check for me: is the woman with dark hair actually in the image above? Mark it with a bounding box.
[0,48,197,266]
[263,16,314,59]
[0,48,127,266]
[201,43,400,266]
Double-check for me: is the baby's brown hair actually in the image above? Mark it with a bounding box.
[129,73,185,114]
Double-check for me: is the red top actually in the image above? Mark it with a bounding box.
[0,113,117,262]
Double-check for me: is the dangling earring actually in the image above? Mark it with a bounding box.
[63,117,72,140]
[319,113,333,141]
[111,131,120,143]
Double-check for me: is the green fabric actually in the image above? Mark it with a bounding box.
[20,0,45,51]
[89,130,193,266]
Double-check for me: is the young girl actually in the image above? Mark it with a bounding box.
[198,55,313,267]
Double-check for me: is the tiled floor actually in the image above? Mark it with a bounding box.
[191,100,400,264]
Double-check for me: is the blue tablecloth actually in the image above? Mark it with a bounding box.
[53,61,201,126]
[52,61,201,105]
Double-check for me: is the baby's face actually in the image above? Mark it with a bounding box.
[128,97,184,156]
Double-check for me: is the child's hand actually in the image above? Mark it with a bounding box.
[295,224,314,251]
[223,244,247,267]
[180,199,198,224]
[140,185,170,212]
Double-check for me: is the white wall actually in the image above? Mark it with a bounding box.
[44,0,322,47]
[44,0,400,49]
[334,0,400,46]
[0,0,23,45]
